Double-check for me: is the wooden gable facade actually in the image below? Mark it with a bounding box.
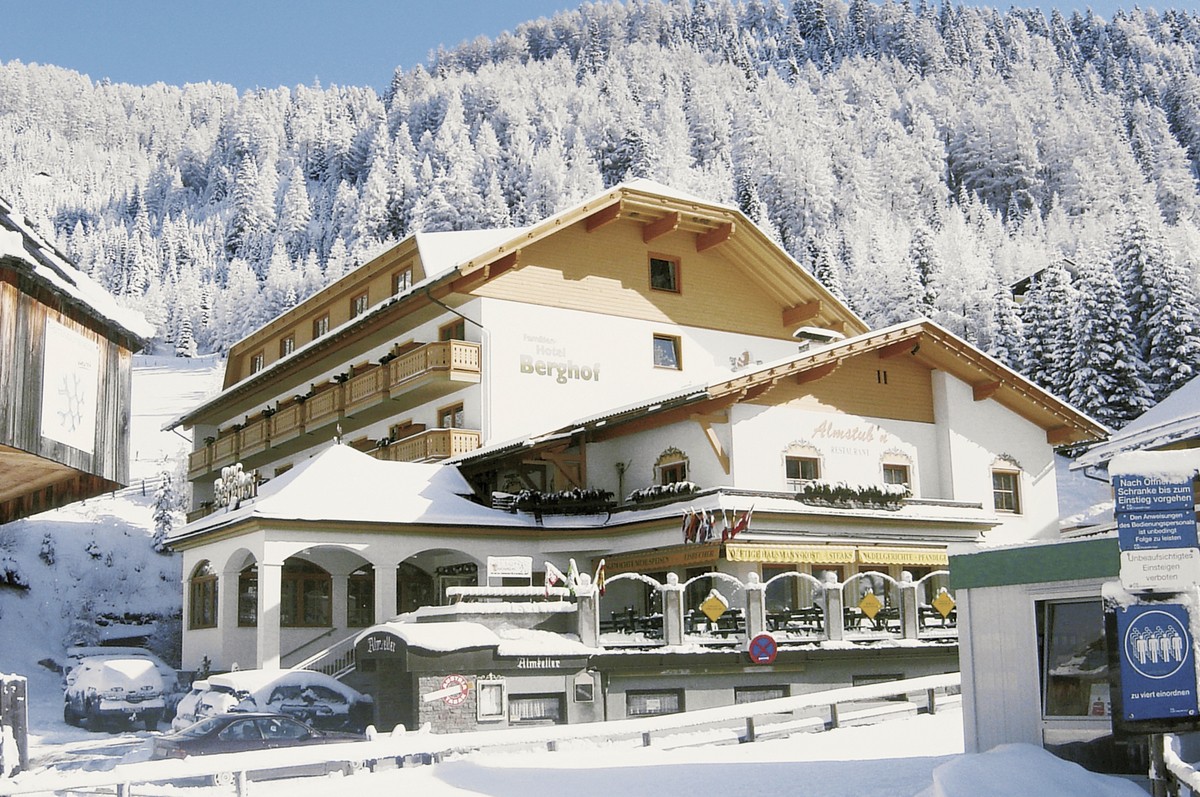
[0,200,148,524]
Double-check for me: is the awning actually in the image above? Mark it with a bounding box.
[725,543,857,565]
[857,546,948,567]
[600,543,721,576]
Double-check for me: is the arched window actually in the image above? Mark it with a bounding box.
[189,561,217,630]
[238,565,258,627]
[281,559,332,627]
[397,562,434,614]
[347,565,374,627]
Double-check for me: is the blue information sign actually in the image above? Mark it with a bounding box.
[1117,509,1200,552]
[1113,474,1195,515]
[1116,603,1199,721]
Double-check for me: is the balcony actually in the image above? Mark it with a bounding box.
[186,340,481,480]
[373,428,482,463]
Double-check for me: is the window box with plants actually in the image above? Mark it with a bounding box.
[794,480,909,510]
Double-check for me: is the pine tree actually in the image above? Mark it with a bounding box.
[1020,260,1075,399]
[1067,254,1152,427]
[1145,249,1200,400]
[987,276,1025,370]
[151,471,178,553]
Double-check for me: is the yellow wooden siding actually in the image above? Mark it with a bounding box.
[756,355,935,423]
[469,221,794,338]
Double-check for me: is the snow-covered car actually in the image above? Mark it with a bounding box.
[63,656,166,730]
[177,669,373,732]
[170,679,210,731]
[65,646,183,709]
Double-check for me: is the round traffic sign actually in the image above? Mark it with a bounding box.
[441,673,470,705]
[747,633,777,665]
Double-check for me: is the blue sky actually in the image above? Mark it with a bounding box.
[0,0,1155,93]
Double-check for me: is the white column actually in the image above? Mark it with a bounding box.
[256,562,283,670]
[374,563,398,624]
[219,567,241,669]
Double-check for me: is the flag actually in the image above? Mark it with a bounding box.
[681,510,692,543]
[729,505,754,539]
[593,559,606,596]
[544,561,567,597]
[720,509,733,542]
[697,510,712,543]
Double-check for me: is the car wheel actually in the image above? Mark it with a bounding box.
[84,698,104,731]
[209,771,235,788]
[63,702,80,727]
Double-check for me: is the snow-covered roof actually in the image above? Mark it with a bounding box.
[355,619,594,657]
[1109,449,1200,480]
[0,196,154,343]
[414,227,530,279]
[171,443,535,540]
[1072,374,1200,470]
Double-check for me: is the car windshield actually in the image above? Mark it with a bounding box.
[178,716,226,737]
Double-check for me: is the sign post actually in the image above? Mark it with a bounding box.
[1115,473,1200,592]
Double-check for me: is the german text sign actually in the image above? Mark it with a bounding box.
[1118,509,1200,552]
[1116,603,1199,721]
[1120,548,1200,592]
[1113,475,1195,514]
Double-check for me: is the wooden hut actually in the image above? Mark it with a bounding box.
[0,197,152,524]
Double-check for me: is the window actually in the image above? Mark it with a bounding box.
[477,678,507,721]
[279,335,295,358]
[627,689,682,717]
[393,267,413,295]
[735,685,789,705]
[883,463,910,487]
[280,558,332,627]
[249,352,264,374]
[653,334,682,369]
[312,314,330,339]
[439,318,466,341]
[350,292,368,318]
[993,469,1021,513]
[649,255,680,292]
[438,402,465,429]
[785,456,820,486]
[655,448,689,485]
[347,565,374,627]
[509,693,564,724]
[189,561,217,630]
[237,565,257,627]
[1037,599,1108,718]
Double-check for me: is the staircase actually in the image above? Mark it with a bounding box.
[290,631,359,679]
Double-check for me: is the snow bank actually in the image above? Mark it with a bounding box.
[917,743,1147,797]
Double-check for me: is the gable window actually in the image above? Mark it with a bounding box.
[249,352,265,374]
[649,255,680,293]
[312,314,330,339]
[189,561,218,630]
[350,292,368,318]
[653,334,682,369]
[440,318,466,341]
[992,469,1021,513]
[655,448,689,485]
[393,267,413,295]
[279,335,295,358]
[438,402,465,429]
[883,463,910,487]
[785,455,820,486]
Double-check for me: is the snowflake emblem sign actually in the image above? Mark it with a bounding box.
[56,372,87,432]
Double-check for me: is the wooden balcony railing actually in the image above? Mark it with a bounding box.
[373,428,482,463]
[185,340,482,479]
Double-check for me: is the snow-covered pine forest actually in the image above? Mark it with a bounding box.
[3,0,1200,428]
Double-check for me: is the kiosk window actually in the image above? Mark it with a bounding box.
[1038,599,1109,718]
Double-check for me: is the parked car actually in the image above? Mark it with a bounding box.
[65,646,183,710]
[170,679,210,731]
[176,669,373,732]
[151,712,363,784]
[63,656,166,730]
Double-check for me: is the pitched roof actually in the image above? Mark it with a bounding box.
[0,196,153,344]
[1072,374,1200,470]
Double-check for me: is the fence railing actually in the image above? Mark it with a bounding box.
[0,672,959,797]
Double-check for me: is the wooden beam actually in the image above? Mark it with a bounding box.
[487,251,518,279]
[795,361,839,385]
[642,212,679,243]
[585,202,622,232]
[877,337,922,359]
[539,444,585,490]
[972,381,1001,401]
[782,301,822,328]
[1046,426,1075,446]
[693,412,730,474]
[696,222,733,252]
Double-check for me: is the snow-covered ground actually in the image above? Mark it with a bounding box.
[0,355,1149,795]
